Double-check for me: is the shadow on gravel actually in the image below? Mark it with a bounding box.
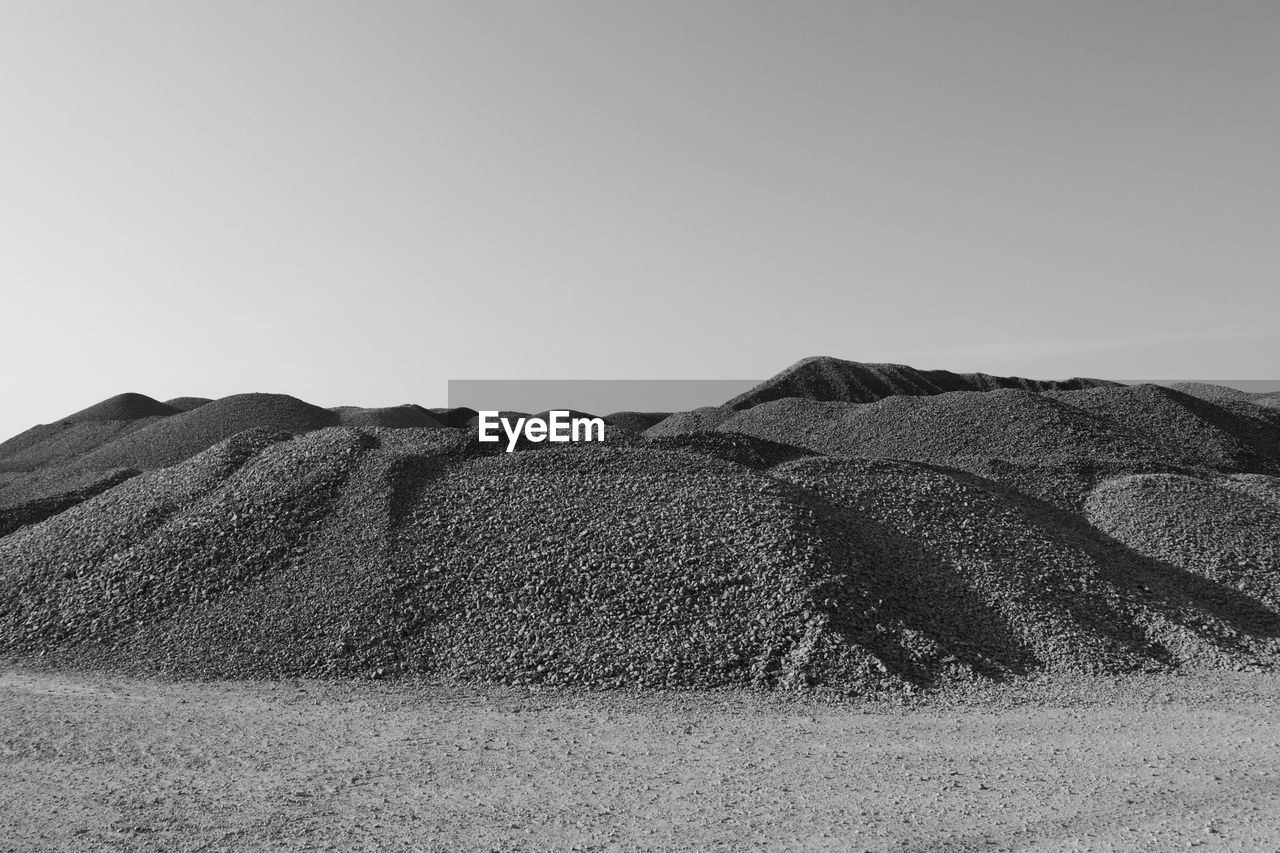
[0,469,140,537]
[793,490,1040,687]
[928,464,1280,650]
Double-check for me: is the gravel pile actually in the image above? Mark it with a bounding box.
[1044,384,1280,473]
[429,407,479,429]
[61,392,180,423]
[712,385,1280,474]
[1166,382,1258,407]
[642,432,816,470]
[602,412,671,436]
[642,406,735,437]
[339,405,445,429]
[72,393,342,470]
[0,419,166,472]
[1085,473,1280,612]
[718,391,1167,465]
[0,466,140,536]
[163,396,213,412]
[771,457,1279,678]
[0,435,862,687]
[726,356,1118,410]
[1,366,1277,691]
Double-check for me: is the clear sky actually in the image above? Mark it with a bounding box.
[2,1,1277,437]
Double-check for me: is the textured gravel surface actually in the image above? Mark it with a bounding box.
[1,370,1277,691]
[2,668,1279,852]
[724,356,1118,410]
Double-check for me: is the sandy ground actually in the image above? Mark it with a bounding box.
[1,670,1278,852]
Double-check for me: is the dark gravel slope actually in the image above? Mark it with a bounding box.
[0,420,168,472]
[163,396,213,412]
[726,356,1119,410]
[62,393,180,423]
[1,371,1277,692]
[339,405,445,429]
[0,466,140,536]
[73,393,342,470]
[1086,473,1280,611]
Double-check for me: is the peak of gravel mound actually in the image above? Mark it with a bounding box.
[340,405,445,429]
[61,393,180,424]
[604,412,671,436]
[429,407,479,429]
[642,432,817,470]
[716,384,1280,475]
[642,406,734,438]
[1166,383,1257,406]
[727,356,1118,410]
[72,393,341,470]
[163,397,213,412]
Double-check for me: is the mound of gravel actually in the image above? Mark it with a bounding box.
[603,412,671,436]
[62,393,180,424]
[339,405,445,429]
[3,428,1276,688]
[0,436,851,686]
[715,386,1280,474]
[1045,384,1280,473]
[72,393,342,470]
[726,356,1118,410]
[772,457,1279,678]
[0,466,140,536]
[642,406,735,438]
[0,420,167,473]
[2,366,1278,693]
[720,391,1166,466]
[1086,473,1280,612]
[162,397,213,412]
[642,432,817,470]
[1166,382,1258,406]
[429,407,479,429]
[463,411,530,432]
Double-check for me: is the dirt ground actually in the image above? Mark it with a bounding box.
[1,669,1278,852]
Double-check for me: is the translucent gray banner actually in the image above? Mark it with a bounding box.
[446,380,761,414]
[446,377,1280,415]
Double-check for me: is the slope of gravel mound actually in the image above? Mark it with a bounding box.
[717,386,1280,474]
[429,407,479,429]
[72,393,342,470]
[1086,473,1280,611]
[772,457,1280,677]
[642,406,735,438]
[1166,382,1258,406]
[163,397,213,412]
[723,390,1167,465]
[0,467,140,536]
[62,393,180,424]
[1043,384,1280,473]
[0,420,167,473]
[603,412,671,436]
[0,439,862,687]
[642,432,817,470]
[339,405,445,429]
[726,356,1118,410]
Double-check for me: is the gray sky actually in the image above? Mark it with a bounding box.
[2,1,1277,437]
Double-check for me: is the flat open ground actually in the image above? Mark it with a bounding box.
[2,670,1278,852]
